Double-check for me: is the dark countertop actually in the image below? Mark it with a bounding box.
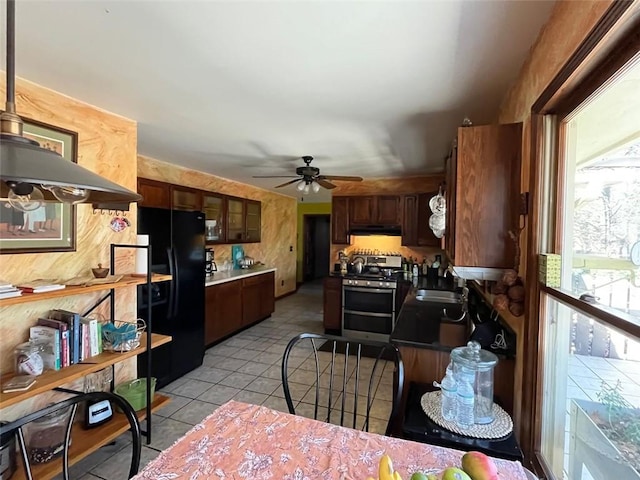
[390,283,469,352]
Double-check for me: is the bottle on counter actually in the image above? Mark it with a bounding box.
[421,258,428,276]
[455,370,475,428]
[412,263,419,278]
[440,363,458,422]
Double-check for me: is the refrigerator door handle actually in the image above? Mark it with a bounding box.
[167,247,176,319]
[171,247,180,317]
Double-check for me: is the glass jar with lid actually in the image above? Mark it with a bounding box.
[14,341,44,376]
[450,340,499,424]
[23,406,72,463]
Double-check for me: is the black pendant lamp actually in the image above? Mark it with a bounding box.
[0,0,142,211]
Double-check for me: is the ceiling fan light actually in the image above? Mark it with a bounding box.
[296,180,306,192]
[311,182,320,193]
[302,183,311,194]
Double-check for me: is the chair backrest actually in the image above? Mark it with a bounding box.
[0,391,141,480]
[281,332,404,436]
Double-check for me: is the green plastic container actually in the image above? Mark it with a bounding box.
[114,377,156,411]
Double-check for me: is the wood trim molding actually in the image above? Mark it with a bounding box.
[542,285,640,340]
[532,0,636,113]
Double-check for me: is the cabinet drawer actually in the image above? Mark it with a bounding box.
[242,274,267,287]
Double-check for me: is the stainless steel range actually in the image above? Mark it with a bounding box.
[342,255,402,342]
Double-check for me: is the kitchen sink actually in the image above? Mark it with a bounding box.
[414,289,461,304]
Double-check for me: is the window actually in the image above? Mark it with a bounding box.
[538,54,640,480]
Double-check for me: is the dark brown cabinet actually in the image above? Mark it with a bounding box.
[376,196,401,224]
[203,193,226,244]
[245,200,261,242]
[205,272,275,346]
[349,196,376,225]
[138,178,171,209]
[331,197,350,244]
[323,276,342,333]
[445,123,522,268]
[242,272,275,327]
[205,279,242,346]
[226,197,246,242]
[401,193,440,247]
[348,195,401,225]
[171,186,202,211]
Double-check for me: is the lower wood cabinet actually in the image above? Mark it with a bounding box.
[323,276,342,332]
[205,279,242,346]
[205,272,275,346]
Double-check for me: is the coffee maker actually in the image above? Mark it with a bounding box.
[205,248,216,277]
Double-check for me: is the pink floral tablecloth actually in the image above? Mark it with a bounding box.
[134,400,528,479]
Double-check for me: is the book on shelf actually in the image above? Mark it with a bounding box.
[0,288,22,299]
[37,318,70,368]
[80,317,100,358]
[18,280,66,293]
[49,309,81,365]
[2,375,36,393]
[29,326,61,371]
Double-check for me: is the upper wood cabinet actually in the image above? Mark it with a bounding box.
[171,186,202,211]
[138,178,171,209]
[203,193,226,244]
[137,178,261,244]
[349,195,401,225]
[245,200,261,242]
[445,123,522,268]
[376,196,402,224]
[226,197,246,242]
[349,196,375,224]
[401,193,440,247]
[331,197,350,244]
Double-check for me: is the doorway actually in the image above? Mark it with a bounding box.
[302,214,330,283]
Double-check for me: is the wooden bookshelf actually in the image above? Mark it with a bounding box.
[12,393,171,480]
[0,333,171,409]
[0,273,172,307]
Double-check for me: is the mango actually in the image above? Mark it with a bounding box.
[461,451,498,480]
[442,467,472,480]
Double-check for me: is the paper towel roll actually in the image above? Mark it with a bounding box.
[135,234,149,276]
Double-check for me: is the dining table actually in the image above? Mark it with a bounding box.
[133,400,530,479]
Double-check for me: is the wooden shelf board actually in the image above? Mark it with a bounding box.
[0,274,172,307]
[12,393,170,480]
[0,333,171,409]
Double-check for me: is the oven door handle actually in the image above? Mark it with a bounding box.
[343,287,395,294]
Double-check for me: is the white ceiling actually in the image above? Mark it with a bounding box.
[3,0,555,201]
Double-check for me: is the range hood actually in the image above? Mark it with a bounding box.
[349,225,402,236]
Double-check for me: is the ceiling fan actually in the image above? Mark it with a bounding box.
[252,156,363,193]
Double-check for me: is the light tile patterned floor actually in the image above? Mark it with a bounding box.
[63,280,395,479]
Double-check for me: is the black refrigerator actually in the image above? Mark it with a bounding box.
[137,207,205,389]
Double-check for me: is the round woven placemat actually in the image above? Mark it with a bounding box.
[420,391,513,439]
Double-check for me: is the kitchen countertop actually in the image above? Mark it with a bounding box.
[390,284,468,352]
[205,266,277,287]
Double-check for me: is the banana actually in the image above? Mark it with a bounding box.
[393,472,403,480]
[379,455,395,480]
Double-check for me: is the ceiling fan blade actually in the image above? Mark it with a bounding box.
[252,175,300,178]
[318,175,363,182]
[316,179,337,190]
[275,179,302,188]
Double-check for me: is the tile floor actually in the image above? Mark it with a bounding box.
[65,280,395,479]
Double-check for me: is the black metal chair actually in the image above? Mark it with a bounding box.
[281,332,404,436]
[0,391,141,480]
